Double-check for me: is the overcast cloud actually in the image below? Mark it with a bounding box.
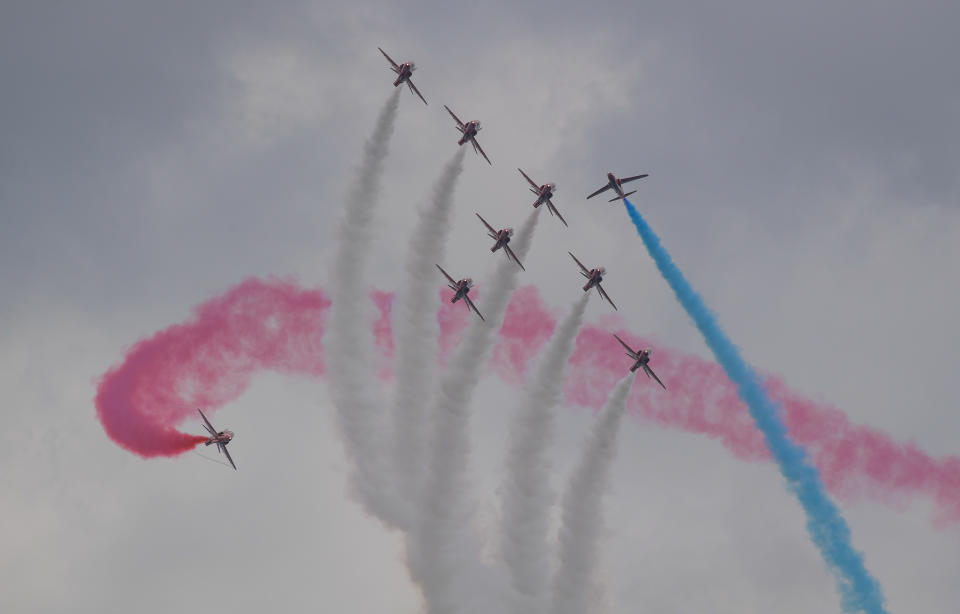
[1,1,958,612]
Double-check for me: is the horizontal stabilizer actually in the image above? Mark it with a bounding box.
[608,190,637,202]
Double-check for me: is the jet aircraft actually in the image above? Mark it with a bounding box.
[613,334,667,389]
[198,408,237,470]
[378,47,428,105]
[436,264,485,321]
[476,213,525,271]
[518,168,567,226]
[444,105,491,165]
[569,252,617,310]
[586,171,649,202]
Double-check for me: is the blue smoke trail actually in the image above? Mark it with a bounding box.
[622,199,887,614]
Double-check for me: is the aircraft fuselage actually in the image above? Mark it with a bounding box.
[393,63,414,86]
[491,228,513,252]
[582,269,605,292]
[458,122,479,146]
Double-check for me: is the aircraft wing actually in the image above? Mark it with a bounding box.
[475,212,498,235]
[546,200,568,227]
[586,184,612,200]
[407,79,428,105]
[435,264,458,285]
[504,244,526,271]
[612,333,638,357]
[620,173,649,184]
[643,364,667,390]
[517,168,539,189]
[596,283,618,311]
[568,252,589,274]
[472,138,492,165]
[198,409,217,437]
[378,47,400,71]
[444,105,465,129]
[464,295,485,321]
[220,443,237,470]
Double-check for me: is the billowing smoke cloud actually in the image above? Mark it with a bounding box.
[499,293,590,613]
[392,148,466,507]
[551,374,634,614]
[95,277,329,456]
[621,199,888,614]
[96,279,960,527]
[325,89,404,525]
[410,208,540,614]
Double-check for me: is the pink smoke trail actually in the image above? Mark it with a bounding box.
[95,277,331,457]
[95,278,960,526]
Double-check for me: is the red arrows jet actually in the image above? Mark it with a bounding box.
[444,105,491,165]
[518,168,567,227]
[613,334,667,389]
[436,264,485,321]
[378,47,428,105]
[476,213,525,271]
[569,252,617,311]
[586,171,649,202]
[198,409,237,470]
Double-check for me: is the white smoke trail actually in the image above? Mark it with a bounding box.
[391,148,467,516]
[409,208,541,614]
[551,374,634,614]
[325,89,405,527]
[499,292,590,614]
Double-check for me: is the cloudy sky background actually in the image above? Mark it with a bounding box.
[2,1,958,612]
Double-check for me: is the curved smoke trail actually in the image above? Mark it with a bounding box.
[411,208,540,614]
[95,279,960,528]
[392,148,466,510]
[621,199,888,613]
[499,293,590,614]
[94,277,329,456]
[551,375,634,614]
[325,89,404,526]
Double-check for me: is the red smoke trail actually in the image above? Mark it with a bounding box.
[96,278,960,526]
[95,277,330,457]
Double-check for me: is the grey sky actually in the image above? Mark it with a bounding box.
[2,1,958,612]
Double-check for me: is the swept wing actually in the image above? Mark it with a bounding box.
[407,79,428,105]
[643,364,667,390]
[378,47,400,71]
[475,212,498,236]
[198,409,217,437]
[463,295,485,321]
[613,333,640,359]
[471,138,492,165]
[568,252,590,275]
[596,283,618,311]
[444,105,465,130]
[503,244,526,271]
[546,200,568,227]
[220,443,237,470]
[435,264,458,286]
[517,168,539,190]
[586,183,612,200]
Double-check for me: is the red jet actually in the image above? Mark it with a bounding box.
[436,264,485,321]
[476,213,525,271]
[198,409,236,470]
[518,168,567,227]
[613,334,666,389]
[444,105,491,165]
[569,252,617,311]
[586,171,649,202]
[378,47,428,105]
